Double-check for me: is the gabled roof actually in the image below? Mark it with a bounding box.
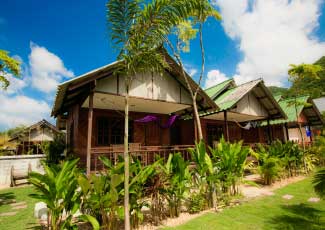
[314,97,325,113]
[205,79,235,99]
[267,96,324,125]
[274,95,282,102]
[51,52,218,117]
[9,119,60,141]
[202,79,287,120]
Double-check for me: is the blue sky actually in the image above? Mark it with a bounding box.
[1,0,325,130]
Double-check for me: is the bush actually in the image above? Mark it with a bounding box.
[187,193,207,214]
[258,157,282,185]
[41,133,65,164]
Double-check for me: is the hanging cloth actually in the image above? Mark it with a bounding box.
[234,120,260,130]
[234,120,251,130]
[134,115,159,123]
[134,115,178,128]
[160,115,179,128]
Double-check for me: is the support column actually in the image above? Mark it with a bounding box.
[267,119,272,144]
[194,119,198,143]
[86,92,94,176]
[224,111,229,142]
[284,123,289,142]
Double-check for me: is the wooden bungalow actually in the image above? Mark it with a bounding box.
[51,56,217,171]
[200,79,287,146]
[9,119,61,155]
[258,95,324,145]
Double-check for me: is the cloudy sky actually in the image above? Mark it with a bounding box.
[1,0,325,130]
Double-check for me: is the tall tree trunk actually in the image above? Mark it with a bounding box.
[192,22,205,141]
[124,83,130,230]
[294,96,306,171]
[165,38,204,141]
[193,100,203,140]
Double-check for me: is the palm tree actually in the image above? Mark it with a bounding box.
[288,64,323,150]
[164,1,221,140]
[313,168,325,199]
[106,1,220,228]
[0,49,21,89]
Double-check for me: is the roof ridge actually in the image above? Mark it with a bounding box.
[204,78,234,91]
[280,95,310,102]
[231,78,262,88]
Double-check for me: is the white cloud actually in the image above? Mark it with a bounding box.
[188,68,198,77]
[205,69,229,88]
[29,42,74,93]
[213,0,325,86]
[0,94,51,129]
[184,64,198,77]
[4,73,27,94]
[0,43,73,130]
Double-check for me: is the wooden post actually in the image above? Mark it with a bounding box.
[267,119,272,144]
[86,92,94,176]
[284,123,289,142]
[194,119,198,143]
[223,111,229,141]
[28,128,31,154]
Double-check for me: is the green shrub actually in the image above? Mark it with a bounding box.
[313,168,325,199]
[210,137,250,195]
[187,193,207,214]
[258,156,282,185]
[41,133,65,164]
[28,159,99,230]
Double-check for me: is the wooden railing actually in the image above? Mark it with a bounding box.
[91,145,194,171]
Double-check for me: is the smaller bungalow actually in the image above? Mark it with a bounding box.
[201,79,287,146]
[9,119,61,155]
[259,95,324,145]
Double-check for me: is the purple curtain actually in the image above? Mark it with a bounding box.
[134,115,159,123]
[134,115,178,128]
[160,115,178,128]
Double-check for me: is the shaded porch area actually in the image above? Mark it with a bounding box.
[91,144,193,171]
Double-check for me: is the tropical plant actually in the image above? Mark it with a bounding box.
[187,140,218,208]
[164,1,221,140]
[313,168,325,199]
[106,1,221,228]
[311,136,325,166]
[210,137,250,195]
[258,156,281,185]
[78,158,124,230]
[0,49,21,89]
[287,59,325,99]
[187,192,206,214]
[288,63,323,150]
[187,140,212,193]
[28,159,99,230]
[163,153,191,217]
[146,160,170,224]
[41,133,66,164]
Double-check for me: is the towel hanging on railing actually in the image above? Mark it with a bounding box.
[234,120,260,130]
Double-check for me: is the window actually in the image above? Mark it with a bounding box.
[206,124,223,147]
[97,117,109,145]
[96,117,133,146]
[170,122,181,145]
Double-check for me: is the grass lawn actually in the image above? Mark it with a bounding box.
[0,186,40,230]
[164,178,325,230]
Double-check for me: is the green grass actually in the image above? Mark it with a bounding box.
[164,178,325,230]
[0,186,40,230]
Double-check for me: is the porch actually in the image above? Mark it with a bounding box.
[90,144,193,171]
